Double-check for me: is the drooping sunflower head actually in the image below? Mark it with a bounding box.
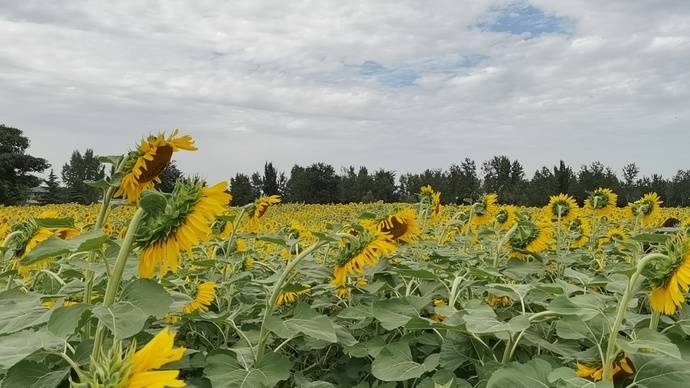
[495,205,517,230]
[136,180,230,278]
[602,227,630,245]
[471,193,499,226]
[330,221,397,288]
[645,235,690,315]
[247,195,281,229]
[377,208,420,243]
[181,281,216,314]
[628,192,663,226]
[276,283,311,306]
[115,129,197,204]
[509,215,553,256]
[544,193,579,223]
[585,188,618,217]
[576,353,633,382]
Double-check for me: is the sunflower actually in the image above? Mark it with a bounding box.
[584,188,618,218]
[647,236,690,315]
[509,216,553,256]
[115,130,197,204]
[576,354,633,382]
[247,195,281,229]
[544,193,579,223]
[488,295,513,308]
[136,181,230,278]
[495,205,517,230]
[627,192,662,227]
[419,185,441,221]
[568,218,591,249]
[127,328,186,388]
[181,281,216,314]
[377,208,420,243]
[276,284,311,306]
[9,218,79,279]
[471,193,499,227]
[330,222,397,287]
[601,227,629,245]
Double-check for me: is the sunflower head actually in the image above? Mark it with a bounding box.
[247,195,281,229]
[585,188,618,217]
[628,193,662,226]
[377,208,420,243]
[646,235,690,315]
[330,221,397,287]
[115,130,197,204]
[471,193,499,226]
[136,180,230,278]
[576,353,633,382]
[509,214,553,255]
[545,193,579,223]
[495,205,517,229]
[181,281,216,314]
[276,283,311,306]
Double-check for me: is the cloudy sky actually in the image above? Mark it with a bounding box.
[1,1,688,182]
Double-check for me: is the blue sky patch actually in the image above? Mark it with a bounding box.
[478,1,573,37]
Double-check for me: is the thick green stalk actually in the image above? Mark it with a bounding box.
[83,186,116,307]
[493,223,518,268]
[255,240,327,364]
[649,310,660,331]
[91,208,145,357]
[602,252,667,381]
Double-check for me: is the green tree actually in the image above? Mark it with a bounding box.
[0,124,49,205]
[40,169,63,204]
[61,149,105,204]
[230,173,256,206]
[286,163,339,203]
[263,162,280,196]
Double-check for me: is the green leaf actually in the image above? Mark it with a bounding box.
[121,279,173,319]
[632,233,670,244]
[92,301,147,338]
[548,296,599,320]
[206,350,292,388]
[373,298,418,330]
[628,353,690,387]
[139,190,168,214]
[0,329,63,370]
[619,328,681,359]
[3,360,69,388]
[48,303,91,338]
[486,359,553,388]
[285,317,337,343]
[22,230,107,265]
[0,290,51,335]
[371,342,430,382]
[34,218,74,229]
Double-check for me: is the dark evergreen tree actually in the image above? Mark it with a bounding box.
[40,169,63,204]
[230,173,256,205]
[262,162,280,196]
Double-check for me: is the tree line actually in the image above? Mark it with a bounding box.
[2,124,689,206]
[229,158,690,207]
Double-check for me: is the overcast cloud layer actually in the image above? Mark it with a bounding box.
[1,0,689,182]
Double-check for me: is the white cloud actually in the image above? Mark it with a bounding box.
[0,0,688,182]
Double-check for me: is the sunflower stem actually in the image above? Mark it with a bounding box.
[649,310,661,331]
[603,252,667,381]
[493,222,518,268]
[83,185,116,337]
[91,207,146,359]
[255,240,328,364]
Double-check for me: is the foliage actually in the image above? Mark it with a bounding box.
[0,124,49,205]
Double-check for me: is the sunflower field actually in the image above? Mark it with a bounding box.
[2,132,690,388]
